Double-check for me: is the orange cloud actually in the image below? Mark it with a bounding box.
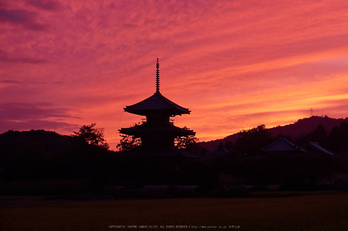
[1,0,348,150]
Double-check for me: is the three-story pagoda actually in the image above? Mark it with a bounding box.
[119,59,195,150]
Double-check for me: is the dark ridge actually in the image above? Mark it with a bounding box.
[199,116,348,152]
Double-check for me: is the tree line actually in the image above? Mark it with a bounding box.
[224,122,348,157]
[0,121,347,196]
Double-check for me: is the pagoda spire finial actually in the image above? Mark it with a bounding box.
[156,58,160,93]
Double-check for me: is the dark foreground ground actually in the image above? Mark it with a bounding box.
[1,191,347,231]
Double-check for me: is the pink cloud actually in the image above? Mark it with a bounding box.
[0,6,49,30]
[0,49,47,63]
[0,102,79,134]
[1,0,348,149]
[25,0,63,11]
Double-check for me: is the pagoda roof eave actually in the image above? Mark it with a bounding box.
[124,92,190,116]
[119,124,195,137]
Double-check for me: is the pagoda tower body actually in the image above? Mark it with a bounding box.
[119,59,195,150]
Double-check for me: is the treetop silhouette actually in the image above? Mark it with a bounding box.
[74,123,109,150]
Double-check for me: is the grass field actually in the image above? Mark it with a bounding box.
[1,191,348,231]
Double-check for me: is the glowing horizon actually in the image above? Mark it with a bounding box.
[1,0,348,150]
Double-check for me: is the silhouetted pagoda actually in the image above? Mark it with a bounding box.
[119,59,195,150]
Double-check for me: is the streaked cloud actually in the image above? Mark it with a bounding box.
[0,102,79,134]
[0,7,49,30]
[25,0,63,11]
[1,0,348,149]
[0,49,47,63]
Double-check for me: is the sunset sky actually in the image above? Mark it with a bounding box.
[1,0,348,150]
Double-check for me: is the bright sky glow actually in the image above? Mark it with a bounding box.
[1,0,348,149]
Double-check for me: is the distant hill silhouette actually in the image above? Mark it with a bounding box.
[0,129,74,160]
[0,118,347,196]
[0,129,114,182]
[199,116,348,152]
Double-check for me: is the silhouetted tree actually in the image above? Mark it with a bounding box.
[73,123,109,150]
[296,124,327,145]
[326,122,348,153]
[175,135,198,149]
[232,125,274,156]
[116,134,141,151]
[175,127,207,155]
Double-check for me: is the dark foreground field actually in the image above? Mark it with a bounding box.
[1,191,347,231]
